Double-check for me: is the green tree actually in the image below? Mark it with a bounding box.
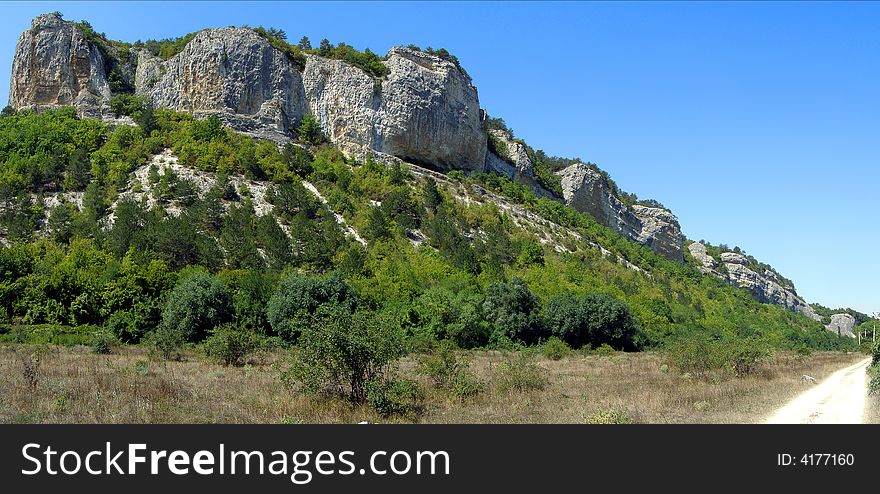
[279,307,405,403]
[266,272,359,342]
[297,36,312,50]
[158,271,234,343]
[545,292,640,350]
[296,114,326,146]
[483,277,545,344]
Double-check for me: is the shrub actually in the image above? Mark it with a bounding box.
[202,324,260,366]
[366,378,424,417]
[278,308,405,403]
[723,339,773,377]
[90,328,118,354]
[544,292,640,350]
[158,271,234,342]
[494,354,548,392]
[145,324,186,361]
[542,336,571,360]
[483,277,546,344]
[594,343,617,357]
[664,335,721,376]
[448,371,485,402]
[416,340,466,388]
[584,407,633,424]
[296,114,326,146]
[266,273,359,342]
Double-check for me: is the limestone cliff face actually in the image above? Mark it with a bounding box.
[826,313,857,338]
[137,28,306,138]
[301,47,487,169]
[556,163,684,260]
[376,47,486,170]
[687,243,821,321]
[9,13,111,117]
[11,18,486,169]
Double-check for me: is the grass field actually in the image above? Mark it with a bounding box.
[0,344,869,424]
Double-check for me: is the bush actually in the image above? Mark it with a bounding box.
[145,324,186,361]
[724,339,773,377]
[202,324,260,366]
[266,273,359,342]
[279,309,405,403]
[542,336,571,360]
[584,407,633,424]
[448,371,485,402]
[544,292,640,350]
[366,378,424,417]
[416,340,466,388]
[494,354,548,392]
[158,271,234,343]
[483,277,546,344]
[90,328,118,354]
[594,343,617,357]
[664,335,721,376]
[296,114,326,146]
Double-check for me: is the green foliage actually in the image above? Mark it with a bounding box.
[483,277,545,344]
[109,94,147,117]
[158,271,233,343]
[279,308,406,403]
[90,328,118,354]
[416,340,467,387]
[541,336,571,360]
[493,354,548,392]
[202,323,260,366]
[664,334,773,378]
[296,114,327,146]
[249,27,307,70]
[544,292,640,350]
[366,378,424,417]
[137,31,200,60]
[307,40,389,78]
[266,272,359,342]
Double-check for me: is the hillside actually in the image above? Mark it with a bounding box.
[0,12,865,356]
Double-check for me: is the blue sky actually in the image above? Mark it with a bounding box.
[1,2,878,314]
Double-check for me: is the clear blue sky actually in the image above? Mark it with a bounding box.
[1,2,878,315]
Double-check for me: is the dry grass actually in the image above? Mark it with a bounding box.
[0,344,868,424]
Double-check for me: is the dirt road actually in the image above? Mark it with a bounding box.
[764,357,871,424]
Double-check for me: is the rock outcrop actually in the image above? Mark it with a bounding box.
[826,313,857,338]
[9,13,111,117]
[485,129,534,179]
[556,163,684,260]
[137,28,306,140]
[688,242,821,321]
[11,18,487,169]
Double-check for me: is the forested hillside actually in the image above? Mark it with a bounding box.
[0,106,854,358]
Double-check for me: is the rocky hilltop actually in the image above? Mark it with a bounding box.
[8,13,838,320]
[825,313,857,338]
[687,242,821,322]
[557,163,685,261]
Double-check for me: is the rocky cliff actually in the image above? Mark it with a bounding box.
[10,13,836,320]
[687,243,821,321]
[557,163,684,261]
[9,13,112,118]
[826,313,856,338]
[11,15,486,169]
[138,28,306,139]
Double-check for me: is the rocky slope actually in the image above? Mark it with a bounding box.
[557,163,685,261]
[10,14,112,118]
[687,242,821,321]
[826,313,857,338]
[8,13,839,320]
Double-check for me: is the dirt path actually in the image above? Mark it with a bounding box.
[764,357,871,424]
